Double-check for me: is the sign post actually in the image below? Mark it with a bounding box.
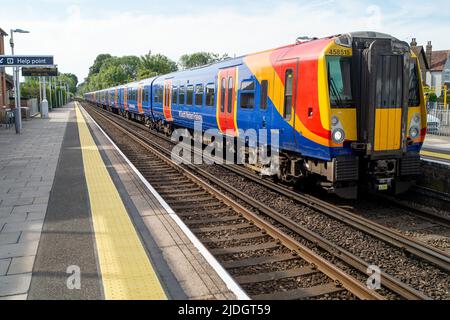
[0,55,54,67]
[0,55,54,133]
[22,66,58,77]
[41,77,48,119]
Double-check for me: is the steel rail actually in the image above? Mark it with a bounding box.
[88,103,450,273]
[84,104,386,300]
[224,164,450,271]
[83,103,431,300]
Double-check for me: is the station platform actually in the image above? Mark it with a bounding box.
[421,134,450,165]
[0,102,244,300]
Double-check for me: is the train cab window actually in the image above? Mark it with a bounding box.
[172,86,178,105]
[179,86,185,105]
[326,56,354,108]
[187,85,194,106]
[227,77,233,113]
[283,70,293,119]
[205,83,215,107]
[220,78,226,112]
[240,80,255,109]
[260,80,268,110]
[409,59,420,107]
[195,84,204,106]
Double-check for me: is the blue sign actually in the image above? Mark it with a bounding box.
[0,55,54,67]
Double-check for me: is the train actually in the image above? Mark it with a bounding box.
[85,31,427,199]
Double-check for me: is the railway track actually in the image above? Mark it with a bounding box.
[81,101,449,299]
[81,103,379,300]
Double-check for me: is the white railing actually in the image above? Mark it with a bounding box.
[427,103,450,136]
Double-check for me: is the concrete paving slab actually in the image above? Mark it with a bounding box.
[0,106,71,299]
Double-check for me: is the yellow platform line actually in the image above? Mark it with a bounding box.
[421,150,450,161]
[75,103,167,300]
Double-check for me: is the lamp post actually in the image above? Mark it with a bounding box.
[10,28,30,134]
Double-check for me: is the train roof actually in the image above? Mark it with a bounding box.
[86,31,404,95]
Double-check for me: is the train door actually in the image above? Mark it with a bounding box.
[124,87,128,111]
[217,67,238,136]
[163,81,173,121]
[137,85,143,113]
[361,40,409,155]
[276,60,298,149]
[114,89,118,108]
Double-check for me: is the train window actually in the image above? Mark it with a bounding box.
[326,56,354,108]
[240,80,255,109]
[154,87,163,103]
[260,80,268,110]
[172,86,178,105]
[195,84,204,106]
[165,86,170,105]
[221,78,226,112]
[409,59,420,107]
[283,70,293,119]
[179,86,185,105]
[187,85,194,105]
[241,80,255,91]
[205,83,215,107]
[143,89,148,103]
[227,77,233,113]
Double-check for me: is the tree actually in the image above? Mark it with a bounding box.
[429,92,438,103]
[78,55,142,93]
[58,73,78,94]
[88,54,112,77]
[20,77,40,99]
[138,52,178,80]
[179,52,229,69]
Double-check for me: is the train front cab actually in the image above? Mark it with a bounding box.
[326,32,426,198]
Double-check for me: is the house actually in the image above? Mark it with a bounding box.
[423,41,449,96]
[411,39,450,96]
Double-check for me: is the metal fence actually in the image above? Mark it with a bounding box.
[427,103,450,136]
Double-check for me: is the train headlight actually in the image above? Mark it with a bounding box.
[409,127,419,139]
[332,128,345,144]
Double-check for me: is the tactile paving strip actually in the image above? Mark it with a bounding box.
[75,103,167,300]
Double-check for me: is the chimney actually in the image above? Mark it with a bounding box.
[426,41,433,68]
[410,38,417,47]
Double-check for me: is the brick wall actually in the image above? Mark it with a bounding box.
[0,29,7,107]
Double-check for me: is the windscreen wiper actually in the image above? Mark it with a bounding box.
[330,77,345,108]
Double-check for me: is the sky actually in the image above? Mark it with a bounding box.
[1,0,449,84]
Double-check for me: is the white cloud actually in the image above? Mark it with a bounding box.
[1,1,449,83]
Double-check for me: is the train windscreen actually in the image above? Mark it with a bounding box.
[326,56,354,108]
